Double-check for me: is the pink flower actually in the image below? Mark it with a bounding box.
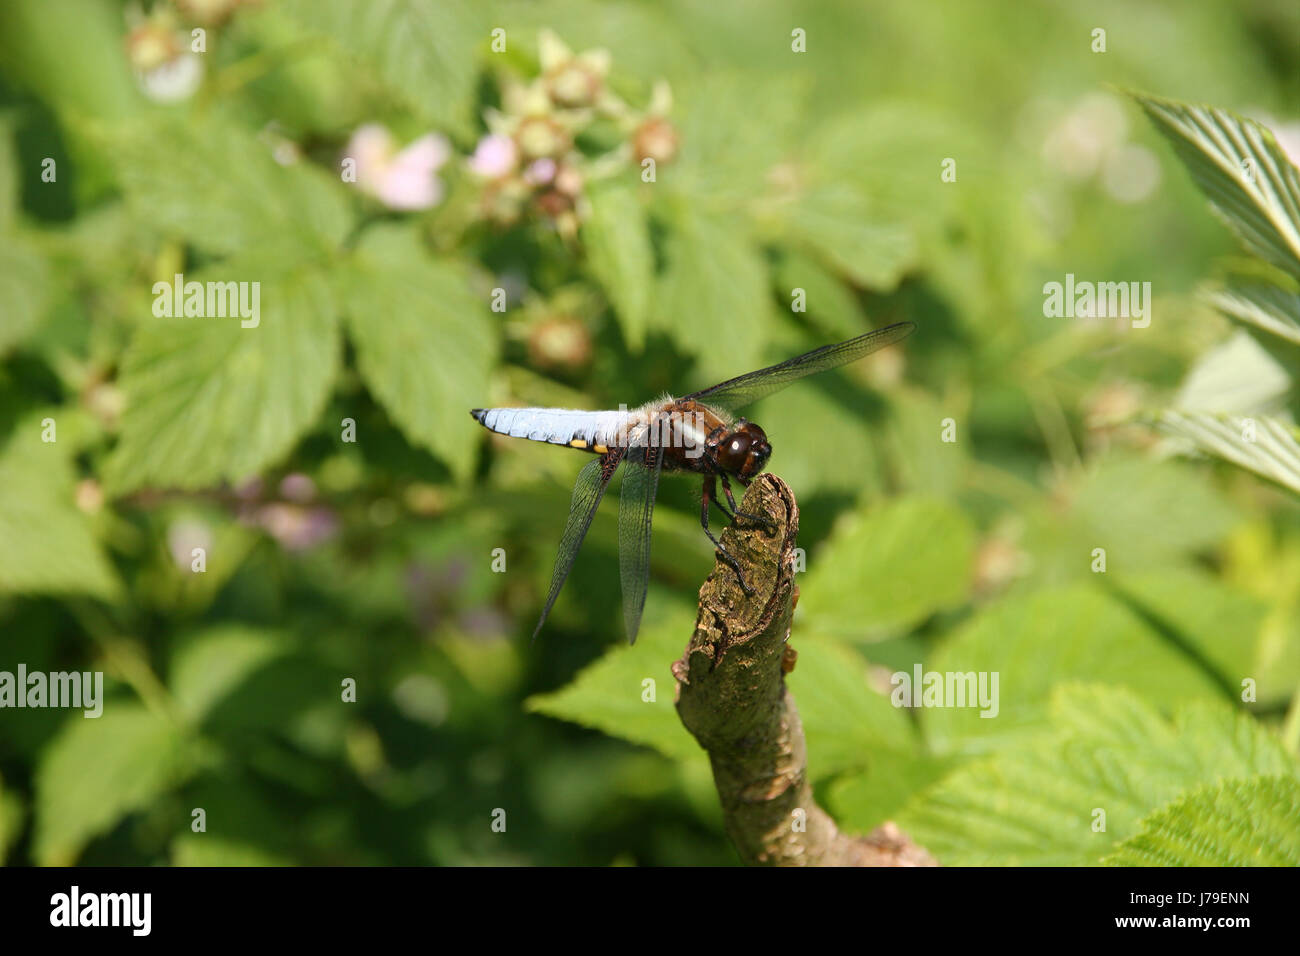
[523,157,557,186]
[257,504,338,552]
[468,133,518,178]
[279,473,316,503]
[345,124,451,211]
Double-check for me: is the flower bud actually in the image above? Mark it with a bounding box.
[633,116,679,165]
[515,115,570,160]
[534,188,573,219]
[528,315,592,370]
[174,0,243,25]
[547,61,601,108]
[125,20,181,73]
[554,163,584,197]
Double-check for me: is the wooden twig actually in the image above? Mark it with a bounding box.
[671,473,936,866]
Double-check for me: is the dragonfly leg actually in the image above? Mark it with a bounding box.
[702,475,754,595]
[720,473,777,535]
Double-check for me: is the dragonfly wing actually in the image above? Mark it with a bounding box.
[617,444,664,645]
[533,449,625,641]
[683,322,916,413]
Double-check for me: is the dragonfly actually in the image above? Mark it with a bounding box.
[471,321,915,643]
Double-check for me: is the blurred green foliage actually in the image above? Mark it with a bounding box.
[1,0,1299,866]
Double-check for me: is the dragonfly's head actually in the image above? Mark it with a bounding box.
[714,420,771,481]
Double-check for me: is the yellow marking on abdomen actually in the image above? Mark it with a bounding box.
[592,443,609,454]
[569,439,588,448]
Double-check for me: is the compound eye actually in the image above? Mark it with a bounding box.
[716,432,752,472]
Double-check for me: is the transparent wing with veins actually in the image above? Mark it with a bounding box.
[617,443,663,645]
[532,449,625,641]
[684,322,916,414]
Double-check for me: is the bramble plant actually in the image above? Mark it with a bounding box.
[1136,93,1300,501]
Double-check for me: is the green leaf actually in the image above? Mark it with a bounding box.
[898,685,1298,866]
[1109,567,1265,690]
[0,238,50,356]
[1154,188,1300,491]
[0,238,51,355]
[582,182,654,350]
[791,640,918,780]
[0,779,23,865]
[772,248,867,340]
[0,420,118,600]
[169,627,292,726]
[657,207,772,381]
[102,114,351,258]
[0,120,17,232]
[1153,409,1300,497]
[107,264,340,493]
[800,496,975,641]
[1209,282,1300,347]
[1172,330,1291,416]
[670,72,807,208]
[0,0,140,123]
[787,103,964,290]
[172,834,294,867]
[277,0,484,138]
[884,388,971,498]
[806,103,964,224]
[33,704,191,865]
[783,183,917,290]
[1019,456,1239,585]
[1135,93,1300,278]
[341,225,496,482]
[1067,456,1239,561]
[169,775,299,866]
[1105,775,1300,866]
[826,750,957,835]
[922,585,1226,755]
[525,595,704,763]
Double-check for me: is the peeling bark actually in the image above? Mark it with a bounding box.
[672,473,935,867]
